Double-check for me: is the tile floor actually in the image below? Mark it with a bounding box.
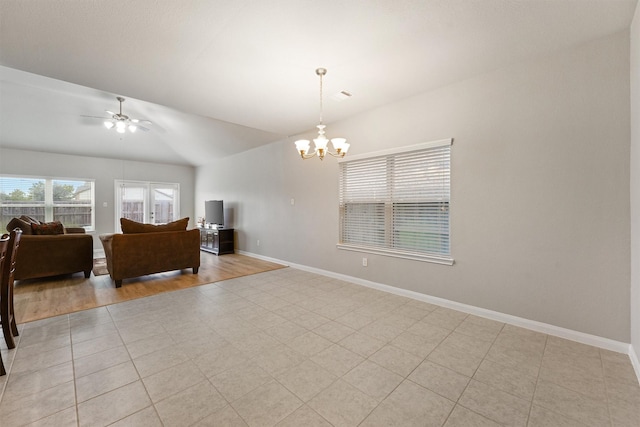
[0,267,639,426]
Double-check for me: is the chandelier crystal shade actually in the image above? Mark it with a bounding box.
[294,68,349,160]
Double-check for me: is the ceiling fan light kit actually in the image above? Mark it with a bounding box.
[295,68,349,160]
[103,96,149,134]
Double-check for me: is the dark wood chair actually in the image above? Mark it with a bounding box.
[0,233,10,375]
[1,228,21,350]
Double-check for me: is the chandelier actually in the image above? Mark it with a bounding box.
[294,68,349,160]
[104,97,139,134]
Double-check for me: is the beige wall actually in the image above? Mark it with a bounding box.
[0,148,196,252]
[197,31,631,342]
[630,3,640,364]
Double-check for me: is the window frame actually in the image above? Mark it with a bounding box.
[337,138,453,265]
[0,174,96,231]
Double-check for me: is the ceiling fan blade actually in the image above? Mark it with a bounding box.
[138,126,151,132]
[80,114,108,119]
[131,119,152,125]
[105,110,116,116]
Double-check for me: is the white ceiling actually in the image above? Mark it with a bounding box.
[0,0,637,167]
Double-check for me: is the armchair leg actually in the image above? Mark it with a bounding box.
[84,270,91,278]
[115,280,122,288]
[193,267,199,274]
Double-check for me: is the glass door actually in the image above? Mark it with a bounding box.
[115,181,180,231]
[150,184,179,225]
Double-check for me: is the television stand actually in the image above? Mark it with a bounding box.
[199,228,234,255]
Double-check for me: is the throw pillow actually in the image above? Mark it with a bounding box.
[31,221,65,235]
[20,215,41,225]
[120,217,189,234]
[6,217,33,234]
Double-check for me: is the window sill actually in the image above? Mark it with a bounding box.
[336,243,454,266]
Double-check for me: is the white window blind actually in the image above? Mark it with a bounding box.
[338,139,452,265]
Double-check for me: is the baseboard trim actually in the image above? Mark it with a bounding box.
[630,344,640,384]
[239,251,635,365]
[93,248,105,259]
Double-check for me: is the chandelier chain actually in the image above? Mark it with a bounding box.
[319,71,323,125]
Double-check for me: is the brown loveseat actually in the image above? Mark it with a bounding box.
[99,218,200,288]
[6,216,93,280]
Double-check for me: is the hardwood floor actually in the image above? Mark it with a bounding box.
[13,252,286,324]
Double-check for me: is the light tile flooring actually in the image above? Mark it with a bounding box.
[0,268,639,426]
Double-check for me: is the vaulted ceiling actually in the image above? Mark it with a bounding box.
[0,0,637,166]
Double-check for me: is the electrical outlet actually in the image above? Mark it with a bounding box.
[257,240,260,246]
[362,257,368,267]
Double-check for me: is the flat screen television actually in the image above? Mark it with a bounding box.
[205,200,224,228]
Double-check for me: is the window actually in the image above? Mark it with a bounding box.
[0,175,95,231]
[338,139,452,265]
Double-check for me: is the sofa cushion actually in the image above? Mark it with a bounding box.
[120,217,189,234]
[6,217,33,234]
[31,221,65,235]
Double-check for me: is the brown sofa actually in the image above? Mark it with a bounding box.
[99,218,200,288]
[6,217,93,280]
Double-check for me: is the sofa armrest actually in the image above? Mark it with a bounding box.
[99,233,115,274]
[99,233,114,251]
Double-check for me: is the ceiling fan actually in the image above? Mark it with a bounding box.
[83,96,152,133]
